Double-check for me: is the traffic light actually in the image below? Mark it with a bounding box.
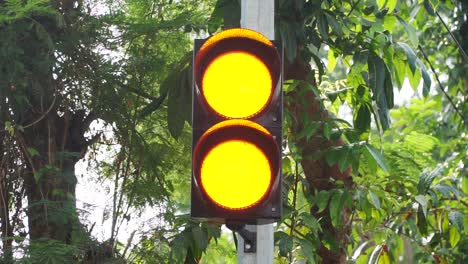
[191,28,282,224]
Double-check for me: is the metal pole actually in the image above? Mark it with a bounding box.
[241,0,275,39]
[238,1,275,263]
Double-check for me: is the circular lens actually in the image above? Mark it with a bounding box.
[193,120,280,211]
[202,51,272,119]
[200,139,271,210]
[194,28,280,119]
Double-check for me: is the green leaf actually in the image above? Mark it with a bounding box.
[208,3,223,33]
[368,54,390,130]
[420,65,431,97]
[297,121,319,140]
[310,52,325,83]
[316,190,331,213]
[167,64,192,139]
[383,15,397,32]
[424,0,436,16]
[34,22,54,49]
[354,104,371,132]
[325,148,340,166]
[393,52,407,89]
[170,235,187,262]
[27,147,40,157]
[387,0,397,13]
[378,249,391,264]
[300,213,321,233]
[328,48,337,72]
[324,12,343,37]
[397,18,419,46]
[192,226,208,251]
[417,206,428,235]
[203,223,221,242]
[357,190,372,219]
[5,121,14,135]
[449,226,460,247]
[397,42,417,74]
[417,165,440,194]
[405,131,439,153]
[407,67,422,91]
[209,0,240,30]
[376,0,385,10]
[415,195,428,217]
[448,211,463,232]
[323,122,332,139]
[384,66,394,108]
[276,231,293,257]
[299,238,316,262]
[317,13,329,40]
[433,183,459,198]
[365,145,389,172]
[279,21,297,62]
[338,148,350,173]
[462,176,468,194]
[221,0,240,28]
[330,190,347,227]
[283,79,301,93]
[368,190,381,210]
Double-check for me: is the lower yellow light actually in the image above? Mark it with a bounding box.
[200,139,271,210]
[204,119,270,135]
[202,51,272,118]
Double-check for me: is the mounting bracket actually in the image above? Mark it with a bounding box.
[226,222,257,253]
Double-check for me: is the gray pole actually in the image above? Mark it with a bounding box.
[238,1,275,264]
[241,0,274,39]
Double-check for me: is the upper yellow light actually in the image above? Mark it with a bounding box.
[200,139,271,210]
[199,28,273,52]
[202,51,272,118]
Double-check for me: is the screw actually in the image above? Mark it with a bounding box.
[272,116,278,122]
[272,207,276,212]
[245,243,251,250]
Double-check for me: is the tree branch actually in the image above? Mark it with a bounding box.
[23,95,57,129]
[125,86,158,101]
[436,11,468,64]
[138,94,167,119]
[418,45,465,123]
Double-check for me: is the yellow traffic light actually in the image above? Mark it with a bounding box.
[194,120,278,210]
[194,28,281,119]
[191,28,282,223]
[202,51,272,118]
[201,139,271,210]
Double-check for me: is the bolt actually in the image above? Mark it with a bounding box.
[245,243,251,250]
[272,207,276,212]
[272,116,278,122]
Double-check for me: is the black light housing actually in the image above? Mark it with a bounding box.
[191,28,283,224]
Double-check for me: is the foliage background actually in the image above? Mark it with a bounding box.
[0,0,466,263]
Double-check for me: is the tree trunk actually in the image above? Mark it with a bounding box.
[0,135,14,262]
[20,107,95,243]
[0,0,101,257]
[285,56,352,263]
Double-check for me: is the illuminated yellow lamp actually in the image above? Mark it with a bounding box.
[202,51,273,118]
[200,139,271,210]
[194,119,277,210]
